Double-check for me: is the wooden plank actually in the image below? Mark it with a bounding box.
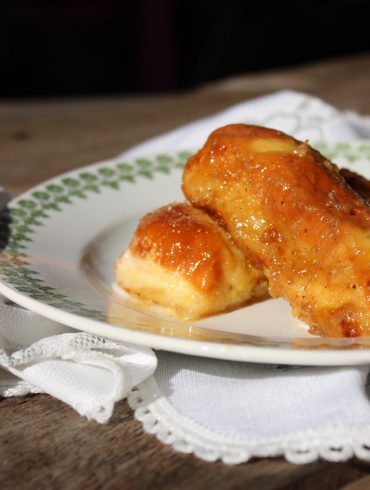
[1,53,369,196]
[1,394,363,490]
[1,53,370,489]
[341,475,370,490]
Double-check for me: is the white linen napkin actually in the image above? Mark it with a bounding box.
[1,90,370,463]
[0,299,157,423]
[130,353,370,464]
[120,89,370,159]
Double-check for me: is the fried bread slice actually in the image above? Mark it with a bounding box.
[183,124,370,337]
[115,203,267,320]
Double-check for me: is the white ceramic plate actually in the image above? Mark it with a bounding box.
[0,141,370,365]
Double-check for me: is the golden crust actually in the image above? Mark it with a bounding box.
[183,124,370,337]
[115,203,267,320]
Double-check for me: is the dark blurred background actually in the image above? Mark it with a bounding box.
[1,0,369,98]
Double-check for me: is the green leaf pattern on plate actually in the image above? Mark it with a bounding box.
[0,145,368,319]
[314,142,370,162]
[0,151,192,318]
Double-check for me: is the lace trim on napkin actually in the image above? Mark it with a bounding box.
[128,377,370,465]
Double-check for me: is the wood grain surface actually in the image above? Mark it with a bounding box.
[1,53,370,489]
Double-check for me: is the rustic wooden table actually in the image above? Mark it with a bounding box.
[1,53,370,490]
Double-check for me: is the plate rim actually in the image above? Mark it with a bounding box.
[1,140,370,366]
[2,280,370,366]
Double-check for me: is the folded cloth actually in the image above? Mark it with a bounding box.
[130,353,370,464]
[120,89,370,159]
[0,299,157,423]
[1,90,370,463]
